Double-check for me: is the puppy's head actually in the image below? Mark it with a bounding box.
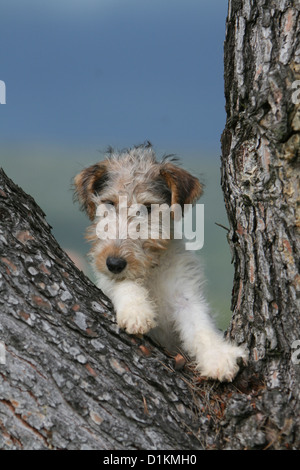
[73,145,203,279]
[73,147,203,220]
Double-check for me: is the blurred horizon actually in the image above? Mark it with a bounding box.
[0,0,233,328]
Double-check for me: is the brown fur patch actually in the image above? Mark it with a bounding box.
[74,162,109,220]
[160,163,203,209]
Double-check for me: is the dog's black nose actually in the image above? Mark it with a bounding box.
[106,256,127,274]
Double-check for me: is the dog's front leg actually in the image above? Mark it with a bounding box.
[172,297,248,382]
[108,280,157,335]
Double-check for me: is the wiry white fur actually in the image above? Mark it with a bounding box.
[92,238,248,382]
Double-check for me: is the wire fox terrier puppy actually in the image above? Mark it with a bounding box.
[74,143,247,382]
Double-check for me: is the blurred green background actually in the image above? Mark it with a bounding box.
[0,0,233,330]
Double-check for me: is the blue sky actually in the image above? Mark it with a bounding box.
[0,0,228,153]
[0,1,233,326]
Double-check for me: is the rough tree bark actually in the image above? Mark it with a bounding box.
[0,0,299,451]
[0,169,206,450]
[221,0,300,449]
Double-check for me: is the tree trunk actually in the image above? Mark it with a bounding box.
[221,0,300,449]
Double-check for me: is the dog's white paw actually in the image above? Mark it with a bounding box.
[197,342,248,382]
[117,303,157,335]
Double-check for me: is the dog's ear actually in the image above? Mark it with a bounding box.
[160,163,203,209]
[73,162,109,220]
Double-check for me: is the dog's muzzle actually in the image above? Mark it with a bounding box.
[106,256,127,274]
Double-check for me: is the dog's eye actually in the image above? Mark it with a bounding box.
[102,200,115,207]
